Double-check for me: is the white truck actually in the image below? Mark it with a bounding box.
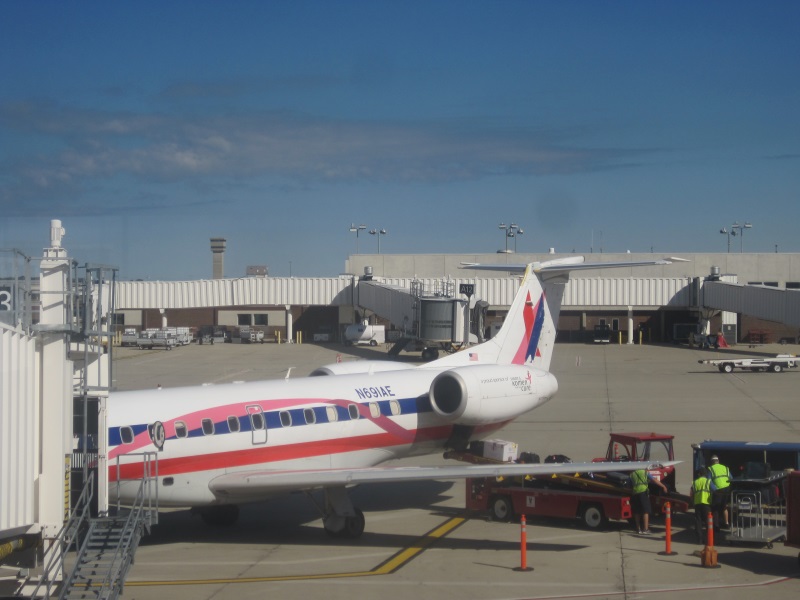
[698,354,798,373]
[121,328,139,347]
[344,322,385,346]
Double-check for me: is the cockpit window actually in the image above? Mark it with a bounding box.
[201,418,215,435]
[175,421,188,438]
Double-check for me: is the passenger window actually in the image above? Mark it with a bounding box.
[348,404,360,420]
[304,408,316,424]
[174,421,187,438]
[369,403,381,418]
[202,419,215,435]
[250,412,265,430]
[227,416,240,433]
[120,426,134,444]
[390,400,401,416]
[325,406,338,422]
[280,411,292,427]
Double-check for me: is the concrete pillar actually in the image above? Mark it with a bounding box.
[627,306,634,344]
[38,220,74,579]
[285,305,293,344]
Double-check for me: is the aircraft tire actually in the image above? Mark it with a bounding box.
[324,508,365,539]
[343,508,365,538]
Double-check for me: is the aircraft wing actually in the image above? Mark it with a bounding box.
[208,460,677,499]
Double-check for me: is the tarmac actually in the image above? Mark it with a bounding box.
[110,339,800,600]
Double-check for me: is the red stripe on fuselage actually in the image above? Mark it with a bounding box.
[109,421,511,481]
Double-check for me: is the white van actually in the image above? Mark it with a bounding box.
[344,322,385,346]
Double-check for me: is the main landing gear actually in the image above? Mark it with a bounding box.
[314,486,366,539]
[194,487,367,539]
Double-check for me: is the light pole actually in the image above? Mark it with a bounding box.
[498,222,521,253]
[731,222,752,253]
[720,227,734,253]
[509,227,524,252]
[369,228,387,253]
[349,223,366,254]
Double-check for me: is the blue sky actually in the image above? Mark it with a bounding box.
[1,1,799,279]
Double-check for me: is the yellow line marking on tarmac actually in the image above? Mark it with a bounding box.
[125,516,466,587]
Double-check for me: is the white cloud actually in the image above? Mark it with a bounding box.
[0,101,647,214]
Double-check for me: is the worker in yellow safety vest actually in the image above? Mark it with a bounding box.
[691,467,715,543]
[630,468,668,535]
[707,455,732,528]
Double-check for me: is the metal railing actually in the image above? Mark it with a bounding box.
[113,452,159,528]
[27,472,95,599]
[728,488,786,547]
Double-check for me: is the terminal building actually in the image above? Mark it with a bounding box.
[110,240,800,349]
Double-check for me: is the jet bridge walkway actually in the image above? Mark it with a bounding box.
[703,281,800,329]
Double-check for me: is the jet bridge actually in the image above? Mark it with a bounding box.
[703,281,800,328]
[1,221,155,599]
[354,276,472,360]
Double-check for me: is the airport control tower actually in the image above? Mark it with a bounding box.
[210,237,226,279]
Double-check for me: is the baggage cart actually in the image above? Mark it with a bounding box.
[727,481,786,548]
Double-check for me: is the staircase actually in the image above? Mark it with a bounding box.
[23,454,158,600]
[58,511,147,600]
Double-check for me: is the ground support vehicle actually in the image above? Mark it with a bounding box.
[344,322,385,346]
[164,327,193,345]
[593,432,691,515]
[121,328,139,347]
[784,471,800,566]
[239,326,265,343]
[452,433,691,528]
[698,354,797,373]
[136,330,176,350]
[465,477,633,529]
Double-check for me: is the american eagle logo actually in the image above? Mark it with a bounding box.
[513,292,545,365]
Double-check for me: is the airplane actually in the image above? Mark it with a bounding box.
[107,256,679,538]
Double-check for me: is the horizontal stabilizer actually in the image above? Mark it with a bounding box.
[460,256,682,273]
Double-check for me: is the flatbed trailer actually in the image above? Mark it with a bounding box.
[448,431,692,527]
[698,354,797,373]
[466,477,633,529]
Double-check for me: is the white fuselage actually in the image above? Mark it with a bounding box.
[108,364,557,506]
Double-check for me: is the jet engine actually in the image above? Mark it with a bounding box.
[429,364,557,426]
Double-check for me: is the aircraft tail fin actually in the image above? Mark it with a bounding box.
[427,256,678,371]
[426,261,561,371]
